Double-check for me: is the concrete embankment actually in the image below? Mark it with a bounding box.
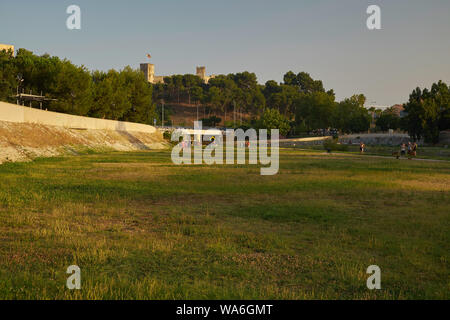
[0,102,167,163]
[339,133,416,146]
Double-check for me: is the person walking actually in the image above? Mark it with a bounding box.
[412,142,418,157]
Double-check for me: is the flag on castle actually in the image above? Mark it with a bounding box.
[146,53,151,59]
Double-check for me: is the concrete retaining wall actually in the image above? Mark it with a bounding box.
[0,101,156,133]
[279,136,332,146]
[339,133,420,146]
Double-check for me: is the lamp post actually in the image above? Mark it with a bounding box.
[233,100,236,128]
[160,99,165,127]
[16,74,24,105]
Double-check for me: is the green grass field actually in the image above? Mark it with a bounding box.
[0,149,449,299]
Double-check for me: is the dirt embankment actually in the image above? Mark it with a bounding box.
[0,121,168,164]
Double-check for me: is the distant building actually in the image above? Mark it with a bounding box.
[368,105,390,111]
[389,104,407,118]
[0,43,15,56]
[140,63,216,84]
[195,66,216,84]
[140,63,164,84]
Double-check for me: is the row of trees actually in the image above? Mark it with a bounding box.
[0,49,157,124]
[2,48,447,142]
[373,81,450,143]
[0,49,372,135]
[153,72,265,121]
[403,81,450,143]
[155,72,450,142]
[154,71,371,135]
[375,110,402,132]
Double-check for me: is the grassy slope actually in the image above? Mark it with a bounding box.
[0,149,448,299]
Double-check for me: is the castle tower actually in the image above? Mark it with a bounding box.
[196,66,206,80]
[140,63,155,83]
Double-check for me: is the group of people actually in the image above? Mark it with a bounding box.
[310,128,339,137]
[358,141,418,159]
[400,142,418,159]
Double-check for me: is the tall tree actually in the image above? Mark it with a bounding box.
[403,81,450,143]
[333,97,371,133]
[294,91,336,131]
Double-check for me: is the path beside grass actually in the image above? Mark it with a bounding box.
[318,151,449,162]
[290,144,450,161]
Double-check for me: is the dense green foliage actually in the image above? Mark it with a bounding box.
[323,139,349,152]
[403,81,450,143]
[259,108,291,136]
[1,48,448,140]
[0,49,157,124]
[376,110,401,132]
[154,71,371,135]
[0,48,375,134]
[372,81,450,143]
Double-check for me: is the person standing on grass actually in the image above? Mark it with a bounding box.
[401,143,406,157]
[413,142,418,157]
[360,142,365,154]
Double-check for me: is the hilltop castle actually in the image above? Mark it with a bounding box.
[140,63,216,84]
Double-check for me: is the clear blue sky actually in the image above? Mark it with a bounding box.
[1,0,449,106]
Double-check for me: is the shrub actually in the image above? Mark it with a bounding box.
[323,139,348,152]
[163,131,172,140]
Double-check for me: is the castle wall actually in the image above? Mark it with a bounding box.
[140,63,214,84]
[196,66,215,83]
[153,76,165,84]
